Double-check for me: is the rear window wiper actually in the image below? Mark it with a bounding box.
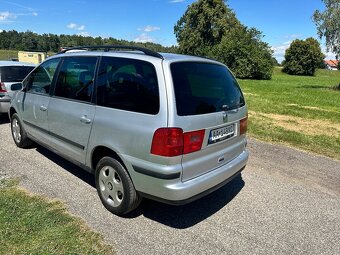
[220,102,244,111]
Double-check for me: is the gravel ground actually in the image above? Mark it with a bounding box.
[1,114,339,255]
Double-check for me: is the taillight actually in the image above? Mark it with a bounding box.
[151,128,183,157]
[151,128,205,157]
[183,130,205,154]
[0,82,7,93]
[240,116,248,135]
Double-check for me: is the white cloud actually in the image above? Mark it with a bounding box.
[66,23,86,31]
[138,25,160,32]
[78,31,90,37]
[0,11,17,22]
[32,12,38,16]
[272,42,291,63]
[322,47,337,60]
[134,33,155,43]
[78,25,85,31]
[0,29,3,33]
[282,40,292,45]
[67,23,77,29]
[284,34,302,40]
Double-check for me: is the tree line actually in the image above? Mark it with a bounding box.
[0,30,177,54]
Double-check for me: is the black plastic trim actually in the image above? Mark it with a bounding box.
[133,165,181,180]
[59,45,164,59]
[23,120,85,150]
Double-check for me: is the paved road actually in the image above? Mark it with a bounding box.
[1,115,339,255]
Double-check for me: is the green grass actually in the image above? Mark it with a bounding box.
[0,49,18,61]
[238,67,340,160]
[0,179,114,255]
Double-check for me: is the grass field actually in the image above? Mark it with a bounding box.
[0,179,114,255]
[238,67,340,160]
[0,50,18,61]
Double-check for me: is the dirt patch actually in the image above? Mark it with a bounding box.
[243,92,258,97]
[286,104,340,114]
[249,111,340,137]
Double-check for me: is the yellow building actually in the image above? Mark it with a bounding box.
[18,51,47,64]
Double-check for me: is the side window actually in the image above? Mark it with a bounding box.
[96,57,159,114]
[54,57,97,103]
[25,58,60,95]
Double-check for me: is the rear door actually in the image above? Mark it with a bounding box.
[169,61,247,181]
[47,56,97,164]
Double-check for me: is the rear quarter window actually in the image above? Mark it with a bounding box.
[170,62,245,116]
[0,66,34,82]
[96,57,159,115]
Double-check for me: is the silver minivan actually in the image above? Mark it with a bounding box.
[9,46,249,215]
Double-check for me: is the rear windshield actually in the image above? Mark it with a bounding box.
[0,66,34,82]
[171,62,245,116]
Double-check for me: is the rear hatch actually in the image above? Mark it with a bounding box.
[0,65,35,98]
[170,61,247,182]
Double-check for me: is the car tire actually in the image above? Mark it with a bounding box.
[11,113,33,148]
[95,156,141,215]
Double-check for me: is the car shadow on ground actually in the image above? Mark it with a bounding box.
[0,114,10,124]
[35,145,245,229]
[131,174,244,228]
[35,146,95,187]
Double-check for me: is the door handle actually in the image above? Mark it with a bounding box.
[40,105,47,111]
[80,115,92,124]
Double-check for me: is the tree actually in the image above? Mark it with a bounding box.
[313,0,340,59]
[213,27,273,79]
[283,38,325,76]
[271,57,279,66]
[174,0,273,80]
[174,0,241,56]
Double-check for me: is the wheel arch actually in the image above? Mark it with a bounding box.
[9,107,17,119]
[91,146,126,172]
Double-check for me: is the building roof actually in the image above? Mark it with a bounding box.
[324,60,339,67]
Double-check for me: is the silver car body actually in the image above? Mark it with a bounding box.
[10,50,248,204]
[0,61,35,113]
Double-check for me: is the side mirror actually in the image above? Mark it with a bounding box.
[10,83,23,91]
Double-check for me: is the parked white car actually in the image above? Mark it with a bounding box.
[0,61,35,113]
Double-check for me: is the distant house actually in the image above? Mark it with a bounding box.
[324,60,339,70]
[18,51,47,65]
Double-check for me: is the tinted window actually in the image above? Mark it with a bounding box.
[25,58,60,95]
[54,57,97,102]
[171,62,245,116]
[96,57,159,114]
[0,66,34,82]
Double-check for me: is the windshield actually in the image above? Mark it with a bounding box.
[171,62,245,116]
[0,66,34,82]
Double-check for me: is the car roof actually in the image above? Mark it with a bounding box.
[50,50,223,66]
[0,61,36,67]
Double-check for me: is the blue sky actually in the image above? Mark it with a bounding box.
[0,0,335,62]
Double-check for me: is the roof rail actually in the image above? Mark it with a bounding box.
[58,45,164,59]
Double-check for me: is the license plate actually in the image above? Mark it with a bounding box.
[209,124,235,144]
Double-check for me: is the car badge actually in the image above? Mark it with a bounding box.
[223,112,228,123]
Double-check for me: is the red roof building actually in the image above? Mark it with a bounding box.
[324,60,339,70]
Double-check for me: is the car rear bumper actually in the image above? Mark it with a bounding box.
[125,149,249,203]
[0,97,10,113]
